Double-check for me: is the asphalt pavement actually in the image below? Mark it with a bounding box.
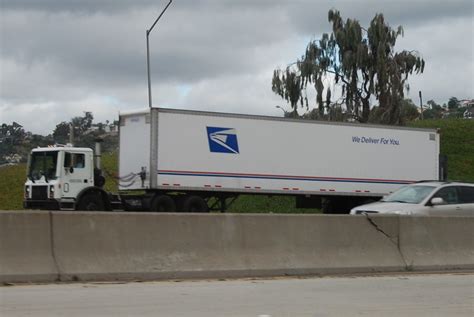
[1,273,473,317]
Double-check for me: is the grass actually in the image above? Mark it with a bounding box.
[0,163,27,210]
[1,119,472,211]
[409,119,474,182]
[227,195,319,214]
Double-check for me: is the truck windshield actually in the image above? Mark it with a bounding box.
[382,185,436,204]
[28,151,59,181]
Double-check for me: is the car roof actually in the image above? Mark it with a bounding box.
[413,181,474,187]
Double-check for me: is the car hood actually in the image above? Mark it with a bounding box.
[350,201,420,214]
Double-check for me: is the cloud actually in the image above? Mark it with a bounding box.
[1,0,473,135]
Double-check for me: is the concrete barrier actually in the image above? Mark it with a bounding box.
[399,216,474,271]
[51,212,405,282]
[0,211,58,283]
[1,211,473,284]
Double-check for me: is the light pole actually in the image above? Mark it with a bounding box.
[419,90,423,120]
[146,0,173,109]
[147,0,173,189]
[275,106,288,117]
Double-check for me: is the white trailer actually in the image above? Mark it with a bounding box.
[117,108,441,212]
[24,108,442,213]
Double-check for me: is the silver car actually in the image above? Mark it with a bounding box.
[350,181,474,216]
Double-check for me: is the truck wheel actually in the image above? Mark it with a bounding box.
[150,195,176,212]
[182,195,209,213]
[77,193,104,211]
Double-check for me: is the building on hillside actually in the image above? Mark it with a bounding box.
[464,106,474,119]
[460,99,474,119]
[3,153,22,164]
[85,123,118,135]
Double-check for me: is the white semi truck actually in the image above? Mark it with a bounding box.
[24,108,443,213]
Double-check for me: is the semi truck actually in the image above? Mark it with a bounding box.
[24,108,443,213]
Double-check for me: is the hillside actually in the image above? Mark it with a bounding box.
[1,119,472,211]
[409,119,474,182]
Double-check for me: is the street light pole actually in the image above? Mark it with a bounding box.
[419,90,424,120]
[146,0,173,109]
[146,0,173,189]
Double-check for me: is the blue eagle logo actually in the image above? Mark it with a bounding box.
[207,127,240,154]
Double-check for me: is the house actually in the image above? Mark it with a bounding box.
[464,106,474,119]
[460,99,474,119]
[3,153,22,164]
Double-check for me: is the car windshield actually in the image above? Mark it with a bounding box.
[28,151,59,181]
[382,185,436,204]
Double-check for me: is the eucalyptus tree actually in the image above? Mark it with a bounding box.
[272,9,425,124]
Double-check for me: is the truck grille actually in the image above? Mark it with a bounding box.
[31,186,48,200]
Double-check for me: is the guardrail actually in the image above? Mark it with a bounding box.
[1,211,473,283]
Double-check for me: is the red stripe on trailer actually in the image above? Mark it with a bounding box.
[159,169,415,184]
[329,189,335,192]
[320,189,326,192]
[162,183,170,186]
[215,185,222,188]
[283,188,290,190]
[355,190,362,192]
[292,188,299,191]
[364,190,370,193]
[244,186,252,189]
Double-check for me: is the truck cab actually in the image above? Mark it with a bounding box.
[24,145,104,210]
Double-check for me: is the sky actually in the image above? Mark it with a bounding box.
[1,0,473,135]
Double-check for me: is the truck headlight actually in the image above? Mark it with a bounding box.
[49,186,55,199]
[24,186,30,199]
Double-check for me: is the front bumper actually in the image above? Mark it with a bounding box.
[24,199,60,210]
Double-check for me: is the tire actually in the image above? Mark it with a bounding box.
[77,192,104,211]
[182,195,208,213]
[150,194,176,212]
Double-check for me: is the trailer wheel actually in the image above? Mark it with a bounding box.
[150,194,176,212]
[77,193,104,211]
[182,195,209,213]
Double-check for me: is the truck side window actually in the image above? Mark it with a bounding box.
[64,153,85,169]
[74,154,85,168]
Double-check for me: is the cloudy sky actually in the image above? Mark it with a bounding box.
[1,0,473,135]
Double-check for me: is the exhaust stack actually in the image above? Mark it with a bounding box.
[69,123,74,146]
[94,138,103,170]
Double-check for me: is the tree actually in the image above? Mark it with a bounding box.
[272,9,424,125]
[369,98,420,123]
[447,97,459,110]
[400,99,421,122]
[71,111,93,137]
[423,100,444,119]
[53,121,70,144]
[52,112,94,145]
[272,69,304,118]
[0,122,26,145]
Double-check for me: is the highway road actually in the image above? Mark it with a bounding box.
[1,273,473,317]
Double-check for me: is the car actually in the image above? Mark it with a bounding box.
[350,181,474,216]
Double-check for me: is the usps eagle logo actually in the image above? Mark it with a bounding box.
[206,127,240,154]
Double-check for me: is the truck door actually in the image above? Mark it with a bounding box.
[62,152,92,199]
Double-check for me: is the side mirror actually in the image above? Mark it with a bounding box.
[69,166,74,174]
[431,197,444,206]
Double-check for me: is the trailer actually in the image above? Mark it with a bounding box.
[24,108,442,213]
